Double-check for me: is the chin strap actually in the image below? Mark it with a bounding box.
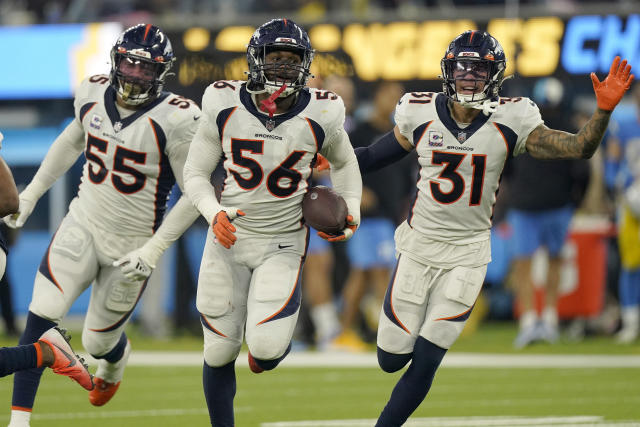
[259,83,288,117]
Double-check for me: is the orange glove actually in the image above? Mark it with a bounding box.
[317,214,358,242]
[212,209,245,248]
[591,56,634,111]
[313,154,330,172]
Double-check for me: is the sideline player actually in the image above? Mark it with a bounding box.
[183,18,362,426]
[348,31,633,426]
[4,24,200,426]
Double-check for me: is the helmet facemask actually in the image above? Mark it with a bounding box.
[441,56,505,108]
[110,49,173,107]
[247,43,314,98]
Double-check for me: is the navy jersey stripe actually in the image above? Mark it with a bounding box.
[257,258,304,324]
[305,117,325,152]
[216,107,237,139]
[382,256,411,334]
[435,304,474,322]
[149,118,175,232]
[413,120,433,148]
[0,230,7,255]
[38,232,62,292]
[200,314,227,337]
[79,102,97,122]
[493,122,518,157]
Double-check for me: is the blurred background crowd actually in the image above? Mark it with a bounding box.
[0,0,639,351]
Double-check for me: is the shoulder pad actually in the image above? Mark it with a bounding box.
[201,81,242,117]
[306,88,346,131]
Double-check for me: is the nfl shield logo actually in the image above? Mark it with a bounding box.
[266,119,275,132]
[457,132,467,143]
[114,121,123,133]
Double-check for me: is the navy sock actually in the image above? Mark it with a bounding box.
[203,361,236,427]
[0,344,38,377]
[252,342,291,371]
[375,337,447,427]
[12,312,56,409]
[93,332,127,363]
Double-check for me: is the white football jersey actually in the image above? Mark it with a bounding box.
[200,80,346,234]
[396,92,543,244]
[70,75,200,236]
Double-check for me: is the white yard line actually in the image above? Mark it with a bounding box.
[78,351,640,368]
[261,416,640,427]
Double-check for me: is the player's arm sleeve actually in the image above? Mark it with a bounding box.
[183,114,223,225]
[354,130,412,174]
[320,127,362,223]
[22,118,85,200]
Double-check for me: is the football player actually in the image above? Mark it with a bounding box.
[0,131,19,278]
[349,31,633,425]
[183,18,362,426]
[3,24,200,426]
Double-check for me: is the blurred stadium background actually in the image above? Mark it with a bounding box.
[0,0,639,426]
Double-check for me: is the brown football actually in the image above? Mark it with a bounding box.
[302,185,347,235]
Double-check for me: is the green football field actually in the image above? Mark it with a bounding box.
[0,322,638,427]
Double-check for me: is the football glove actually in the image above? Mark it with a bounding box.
[591,56,634,111]
[3,192,38,228]
[213,208,245,249]
[317,214,359,242]
[313,154,330,172]
[113,247,155,281]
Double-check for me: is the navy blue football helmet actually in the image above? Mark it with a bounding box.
[440,31,507,106]
[246,18,314,97]
[110,24,175,106]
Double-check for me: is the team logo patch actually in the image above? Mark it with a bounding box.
[428,130,443,147]
[457,132,467,143]
[265,119,276,132]
[90,114,103,130]
[114,121,123,133]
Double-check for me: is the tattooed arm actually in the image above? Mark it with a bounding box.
[525,109,612,159]
[526,56,633,160]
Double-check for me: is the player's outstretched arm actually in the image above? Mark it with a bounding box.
[526,56,634,160]
[3,120,85,227]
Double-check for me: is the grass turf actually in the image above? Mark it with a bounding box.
[0,365,638,426]
[0,321,638,426]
